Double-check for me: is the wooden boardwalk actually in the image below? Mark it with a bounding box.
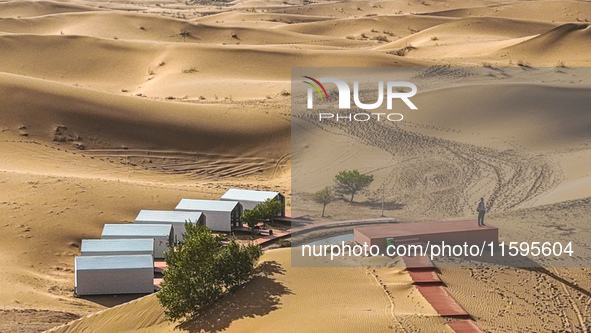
[252,229,291,246]
[403,255,435,269]
[448,320,484,333]
[293,217,397,234]
[402,254,482,330]
[407,270,441,284]
[255,217,397,247]
[416,285,470,317]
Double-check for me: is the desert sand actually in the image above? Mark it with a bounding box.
[48,249,441,333]
[0,0,590,332]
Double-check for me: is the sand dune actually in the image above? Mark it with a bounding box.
[0,0,100,18]
[265,0,502,19]
[192,12,335,25]
[0,34,428,99]
[375,17,556,49]
[0,11,351,45]
[0,72,289,157]
[403,83,591,152]
[276,15,455,39]
[495,23,591,63]
[372,17,558,59]
[423,0,591,22]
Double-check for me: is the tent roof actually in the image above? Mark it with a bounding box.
[101,224,172,237]
[175,199,240,212]
[220,188,281,202]
[81,239,154,253]
[75,255,153,271]
[135,210,203,223]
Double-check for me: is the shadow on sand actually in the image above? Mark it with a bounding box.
[435,244,591,298]
[179,260,293,333]
[349,199,405,211]
[79,293,150,307]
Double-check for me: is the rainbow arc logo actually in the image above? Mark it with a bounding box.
[302,76,329,100]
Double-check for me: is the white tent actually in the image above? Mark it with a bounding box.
[134,210,205,244]
[220,188,285,216]
[80,239,154,257]
[175,199,242,232]
[101,224,173,259]
[74,255,154,296]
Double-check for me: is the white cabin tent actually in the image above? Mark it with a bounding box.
[134,210,205,244]
[101,224,173,259]
[220,188,286,216]
[175,199,242,232]
[74,255,154,296]
[80,239,154,257]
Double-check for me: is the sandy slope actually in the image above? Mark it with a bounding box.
[0,34,426,99]
[276,15,456,38]
[402,83,591,153]
[192,12,335,25]
[0,0,101,18]
[0,11,353,45]
[423,0,591,22]
[264,0,507,19]
[374,17,558,57]
[0,72,290,157]
[494,23,591,64]
[49,249,443,333]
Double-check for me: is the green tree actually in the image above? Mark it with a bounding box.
[312,186,335,217]
[241,199,285,236]
[255,198,284,224]
[157,223,261,322]
[241,209,260,237]
[334,169,374,202]
[215,239,262,288]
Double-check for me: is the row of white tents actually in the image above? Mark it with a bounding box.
[74,188,285,296]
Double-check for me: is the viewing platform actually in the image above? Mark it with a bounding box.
[354,220,498,250]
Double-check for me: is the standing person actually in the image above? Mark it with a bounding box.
[477,197,486,227]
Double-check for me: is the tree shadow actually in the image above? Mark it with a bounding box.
[349,199,405,211]
[178,260,292,333]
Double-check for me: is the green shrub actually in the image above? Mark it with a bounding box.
[157,224,261,322]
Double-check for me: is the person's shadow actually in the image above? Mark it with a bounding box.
[179,260,293,333]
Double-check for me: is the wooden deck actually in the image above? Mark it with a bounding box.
[354,220,498,250]
[249,217,398,247]
[252,229,291,246]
